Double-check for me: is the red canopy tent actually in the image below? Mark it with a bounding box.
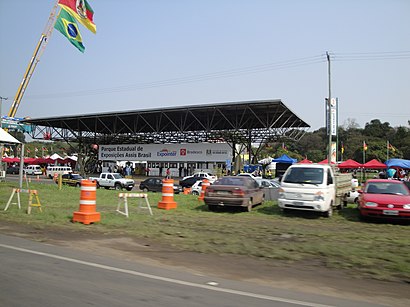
[2,157,19,163]
[298,158,313,164]
[318,159,336,165]
[338,159,363,169]
[362,159,386,169]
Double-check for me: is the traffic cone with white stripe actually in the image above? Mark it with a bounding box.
[73,180,100,224]
[158,178,177,210]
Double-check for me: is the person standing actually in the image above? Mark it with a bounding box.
[166,167,171,179]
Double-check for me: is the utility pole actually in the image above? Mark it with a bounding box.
[326,52,332,165]
[0,96,9,173]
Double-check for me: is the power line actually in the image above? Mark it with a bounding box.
[22,51,410,100]
[24,55,325,100]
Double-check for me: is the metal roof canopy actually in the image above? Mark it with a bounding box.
[24,99,310,145]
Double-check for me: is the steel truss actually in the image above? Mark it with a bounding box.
[24,99,310,163]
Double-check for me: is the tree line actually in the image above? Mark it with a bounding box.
[260,119,410,162]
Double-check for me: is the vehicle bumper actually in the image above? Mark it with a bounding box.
[359,208,410,219]
[122,184,135,189]
[278,199,328,212]
[204,197,249,207]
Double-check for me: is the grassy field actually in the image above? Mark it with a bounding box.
[0,181,409,283]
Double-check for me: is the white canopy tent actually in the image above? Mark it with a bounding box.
[0,128,21,144]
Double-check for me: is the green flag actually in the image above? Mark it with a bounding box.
[54,8,85,53]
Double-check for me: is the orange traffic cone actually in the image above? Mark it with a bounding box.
[198,178,210,201]
[158,178,177,210]
[73,180,101,224]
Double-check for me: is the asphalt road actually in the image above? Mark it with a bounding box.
[0,234,384,307]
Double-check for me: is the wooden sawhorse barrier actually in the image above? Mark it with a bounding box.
[4,188,42,214]
[117,193,152,217]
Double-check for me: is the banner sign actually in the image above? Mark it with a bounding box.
[98,143,232,162]
[331,141,337,163]
[330,98,337,136]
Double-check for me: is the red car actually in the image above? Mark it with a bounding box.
[358,179,410,220]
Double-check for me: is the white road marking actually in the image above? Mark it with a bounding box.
[0,243,333,307]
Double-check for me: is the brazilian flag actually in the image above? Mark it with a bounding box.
[54,8,85,53]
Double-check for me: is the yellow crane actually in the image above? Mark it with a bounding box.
[7,2,59,119]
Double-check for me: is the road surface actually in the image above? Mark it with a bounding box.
[0,234,387,307]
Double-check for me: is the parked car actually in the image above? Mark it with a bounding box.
[358,179,410,220]
[179,176,203,188]
[346,190,360,204]
[182,172,217,183]
[24,164,42,175]
[6,166,20,175]
[139,177,182,194]
[55,173,83,187]
[237,173,262,180]
[191,180,203,195]
[255,178,280,200]
[89,172,134,191]
[204,176,264,212]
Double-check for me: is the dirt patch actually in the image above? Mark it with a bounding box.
[1,220,409,306]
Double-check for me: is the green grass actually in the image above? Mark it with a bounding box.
[1,181,409,282]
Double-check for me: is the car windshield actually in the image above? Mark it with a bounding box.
[112,173,124,179]
[215,177,247,186]
[283,168,323,184]
[365,182,409,195]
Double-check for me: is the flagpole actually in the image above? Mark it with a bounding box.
[362,141,366,183]
[387,140,389,161]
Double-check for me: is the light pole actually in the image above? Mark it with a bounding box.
[0,96,9,129]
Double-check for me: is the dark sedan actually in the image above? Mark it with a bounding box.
[204,176,264,212]
[6,166,20,175]
[56,173,83,187]
[179,176,202,188]
[358,179,410,220]
[139,178,182,194]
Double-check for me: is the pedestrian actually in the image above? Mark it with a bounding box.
[166,168,171,179]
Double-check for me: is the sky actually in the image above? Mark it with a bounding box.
[1,0,409,132]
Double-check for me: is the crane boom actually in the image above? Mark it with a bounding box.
[8,2,60,118]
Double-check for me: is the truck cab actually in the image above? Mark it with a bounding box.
[278,164,348,217]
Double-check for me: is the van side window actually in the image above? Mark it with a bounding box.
[327,170,333,185]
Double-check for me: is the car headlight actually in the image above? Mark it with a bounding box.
[403,204,410,209]
[314,191,325,202]
[278,188,285,198]
[365,202,378,207]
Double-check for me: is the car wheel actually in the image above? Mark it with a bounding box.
[143,187,149,192]
[208,205,217,211]
[192,191,199,195]
[115,183,122,190]
[75,183,80,188]
[323,205,333,218]
[246,199,253,212]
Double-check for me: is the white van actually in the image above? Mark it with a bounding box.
[24,165,43,175]
[46,166,72,179]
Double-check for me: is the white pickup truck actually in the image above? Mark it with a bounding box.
[278,164,351,217]
[89,173,135,191]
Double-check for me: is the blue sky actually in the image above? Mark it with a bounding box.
[1,0,409,131]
